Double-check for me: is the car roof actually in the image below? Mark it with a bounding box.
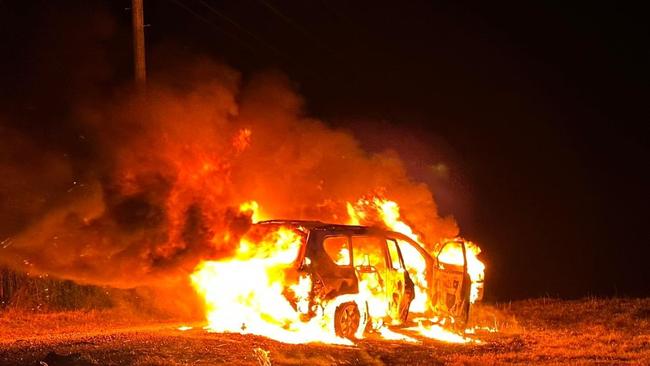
[254,220,434,261]
[255,219,366,231]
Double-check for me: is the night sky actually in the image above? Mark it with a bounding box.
[1,1,648,300]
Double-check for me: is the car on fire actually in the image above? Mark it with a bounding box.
[254,220,483,339]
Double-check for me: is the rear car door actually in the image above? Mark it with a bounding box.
[350,235,412,325]
[351,235,389,320]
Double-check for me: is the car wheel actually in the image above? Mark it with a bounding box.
[334,302,360,339]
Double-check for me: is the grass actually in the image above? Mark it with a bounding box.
[0,307,186,343]
[0,297,648,365]
[484,297,650,365]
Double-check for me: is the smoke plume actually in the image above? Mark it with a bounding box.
[0,1,458,288]
[0,60,457,288]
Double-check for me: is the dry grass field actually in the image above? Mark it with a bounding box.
[1,298,648,365]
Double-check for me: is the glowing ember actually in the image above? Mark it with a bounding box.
[465,325,498,334]
[407,322,475,344]
[377,327,418,343]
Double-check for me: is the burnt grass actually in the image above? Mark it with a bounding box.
[1,298,649,365]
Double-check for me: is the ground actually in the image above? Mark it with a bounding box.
[1,298,648,365]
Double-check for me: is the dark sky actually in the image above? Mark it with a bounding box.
[1,1,648,300]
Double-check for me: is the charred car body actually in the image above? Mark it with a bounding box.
[255,220,482,338]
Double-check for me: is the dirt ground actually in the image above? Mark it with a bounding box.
[1,298,648,365]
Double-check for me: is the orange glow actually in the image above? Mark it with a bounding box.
[345,196,487,340]
[232,128,252,152]
[191,225,354,344]
[437,239,485,303]
[239,200,263,223]
[346,197,430,313]
[190,197,487,344]
[408,322,475,344]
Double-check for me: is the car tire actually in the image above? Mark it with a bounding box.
[334,302,360,339]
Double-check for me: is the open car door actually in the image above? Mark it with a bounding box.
[432,240,472,327]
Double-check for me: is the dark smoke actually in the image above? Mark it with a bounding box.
[0,4,457,290]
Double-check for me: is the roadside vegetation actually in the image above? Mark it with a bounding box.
[1,296,648,365]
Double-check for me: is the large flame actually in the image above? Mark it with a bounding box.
[347,197,430,313]
[438,239,485,303]
[345,196,486,341]
[347,197,486,307]
[190,225,353,344]
[190,197,487,345]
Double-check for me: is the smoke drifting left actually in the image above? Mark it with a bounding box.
[0,5,456,291]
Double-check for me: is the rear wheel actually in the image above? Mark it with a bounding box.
[334,302,360,339]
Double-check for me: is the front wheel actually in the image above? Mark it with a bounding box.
[334,302,360,339]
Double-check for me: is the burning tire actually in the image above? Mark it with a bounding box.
[334,302,360,339]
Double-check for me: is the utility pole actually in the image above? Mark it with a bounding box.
[132,0,146,88]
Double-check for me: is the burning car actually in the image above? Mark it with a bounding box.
[190,202,486,344]
[253,220,483,338]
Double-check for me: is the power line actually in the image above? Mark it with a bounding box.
[167,0,322,80]
[167,0,262,57]
[256,0,329,51]
[196,0,286,59]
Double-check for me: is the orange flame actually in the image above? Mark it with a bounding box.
[345,196,487,342]
[190,197,487,344]
[190,224,354,344]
